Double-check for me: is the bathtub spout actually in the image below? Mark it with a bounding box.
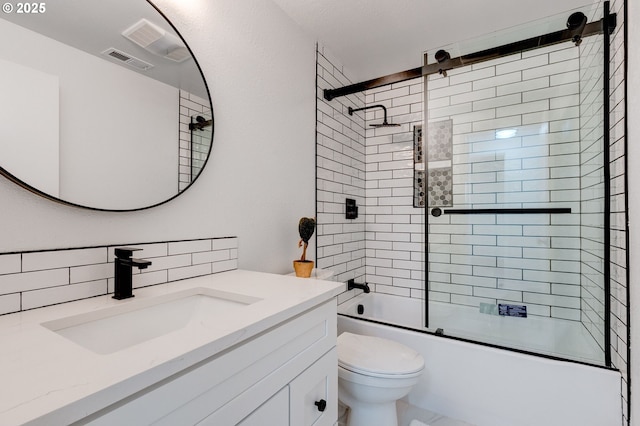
[347,279,370,293]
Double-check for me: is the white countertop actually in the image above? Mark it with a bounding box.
[0,270,344,425]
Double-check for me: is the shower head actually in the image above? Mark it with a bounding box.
[369,120,401,128]
[348,105,401,128]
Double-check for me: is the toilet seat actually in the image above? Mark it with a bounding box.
[337,332,425,378]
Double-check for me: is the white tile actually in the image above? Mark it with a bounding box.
[522,59,579,80]
[524,270,580,285]
[523,292,580,309]
[523,247,580,261]
[550,70,580,86]
[212,237,238,250]
[22,248,107,272]
[472,72,522,90]
[474,287,522,302]
[450,87,496,105]
[551,306,581,321]
[497,99,549,118]
[132,270,168,289]
[496,54,549,75]
[449,67,496,85]
[527,109,581,128]
[473,93,521,111]
[0,293,20,315]
[212,259,238,273]
[168,239,212,255]
[22,280,107,311]
[429,82,473,100]
[0,254,20,275]
[451,294,495,307]
[472,115,522,132]
[498,278,550,293]
[70,263,113,284]
[392,259,423,270]
[168,263,212,281]
[145,254,192,272]
[0,269,69,295]
[551,283,581,297]
[523,83,579,103]
[497,77,549,96]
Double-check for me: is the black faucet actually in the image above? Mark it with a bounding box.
[347,279,370,293]
[113,247,152,300]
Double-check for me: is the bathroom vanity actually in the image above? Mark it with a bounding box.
[0,270,343,425]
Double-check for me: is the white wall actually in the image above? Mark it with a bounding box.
[628,1,639,424]
[0,0,317,274]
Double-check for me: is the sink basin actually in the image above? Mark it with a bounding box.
[42,287,262,354]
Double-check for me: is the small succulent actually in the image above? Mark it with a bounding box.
[298,217,316,261]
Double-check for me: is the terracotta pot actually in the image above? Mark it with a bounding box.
[293,260,314,278]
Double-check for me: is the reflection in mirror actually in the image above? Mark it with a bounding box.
[0,0,212,210]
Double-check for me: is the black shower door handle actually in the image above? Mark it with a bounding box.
[431,208,571,216]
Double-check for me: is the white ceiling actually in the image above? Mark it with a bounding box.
[272,0,599,81]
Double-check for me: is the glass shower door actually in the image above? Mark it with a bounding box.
[424,18,607,365]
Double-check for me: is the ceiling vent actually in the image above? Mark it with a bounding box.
[122,18,191,63]
[102,48,154,71]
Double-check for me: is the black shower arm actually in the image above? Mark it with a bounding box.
[348,104,389,119]
[324,12,616,101]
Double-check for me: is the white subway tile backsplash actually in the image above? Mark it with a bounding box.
[0,237,239,314]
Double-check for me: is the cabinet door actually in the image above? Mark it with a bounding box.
[238,387,289,426]
[290,348,337,426]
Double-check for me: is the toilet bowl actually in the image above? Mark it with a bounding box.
[337,332,425,426]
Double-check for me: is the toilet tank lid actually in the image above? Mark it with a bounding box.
[337,332,425,376]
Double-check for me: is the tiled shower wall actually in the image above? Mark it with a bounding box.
[315,45,367,288]
[364,80,425,296]
[0,237,238,315]
[179,90,212,191]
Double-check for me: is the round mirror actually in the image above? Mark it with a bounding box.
[0,0,212,211]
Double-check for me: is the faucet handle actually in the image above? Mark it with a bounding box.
[114,247,143,258]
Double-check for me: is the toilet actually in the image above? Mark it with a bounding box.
[337,332,425,426]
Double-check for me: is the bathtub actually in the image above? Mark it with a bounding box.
[337,292,622,426]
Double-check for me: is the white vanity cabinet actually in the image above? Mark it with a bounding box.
[81,299,337,425]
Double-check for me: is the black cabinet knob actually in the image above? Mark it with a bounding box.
[314,399,327,412]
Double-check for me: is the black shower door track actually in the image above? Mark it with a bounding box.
[323,11,616,101]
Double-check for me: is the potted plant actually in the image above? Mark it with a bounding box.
[293,217,316,278]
